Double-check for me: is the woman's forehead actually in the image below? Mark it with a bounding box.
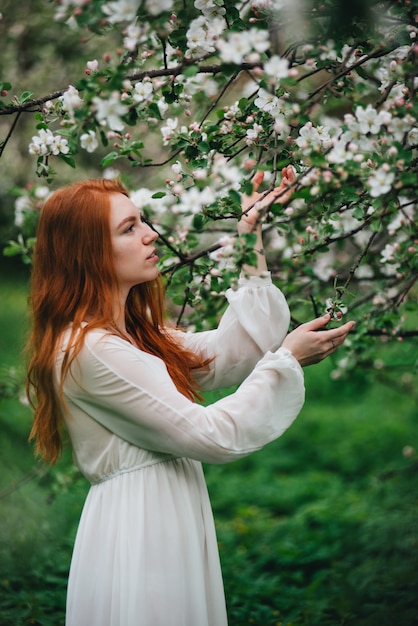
[109,193,141,225]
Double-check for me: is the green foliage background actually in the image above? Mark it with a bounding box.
[1,268,417,626]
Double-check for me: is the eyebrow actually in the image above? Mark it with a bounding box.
[116,214,139,230]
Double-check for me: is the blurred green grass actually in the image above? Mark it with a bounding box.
[0,270,417,626]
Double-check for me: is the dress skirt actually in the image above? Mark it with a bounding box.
[65,457,228,626]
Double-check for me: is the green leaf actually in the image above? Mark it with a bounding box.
[183,65,199,78]
[151,192,166,199]
[100,151,120,168]
[242,180,254,196]
[192,214,205,232]
[198,141,211,153]
[228,189,242,205]
[59,154,76,168]
[3,241,22,257]
[18,91,33,104]
[147,102,163,120]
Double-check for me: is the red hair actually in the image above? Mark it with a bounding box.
[27,178,208,464]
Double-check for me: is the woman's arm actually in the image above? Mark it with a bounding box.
[237,165,296,276]
[63,332,305,465]
[172,166,297,389]
[174,275,291,390]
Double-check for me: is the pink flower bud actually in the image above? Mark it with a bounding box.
[86,59,99,72]
[244,159,257,171]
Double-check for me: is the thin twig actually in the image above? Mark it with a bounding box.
[0,466,48,499]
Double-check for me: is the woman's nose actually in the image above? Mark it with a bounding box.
[143,223,159,242]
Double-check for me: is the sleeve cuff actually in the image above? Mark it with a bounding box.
[236,271,272,289]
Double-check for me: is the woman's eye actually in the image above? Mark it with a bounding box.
[125,224,135,233]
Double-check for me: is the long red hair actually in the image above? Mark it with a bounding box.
[27,178,208,464]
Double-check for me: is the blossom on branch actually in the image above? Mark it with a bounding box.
[80,130,99,153]
[93,92,128,132]
[133,80,153,103]
[367,167,395,198]
[60,85,83,121]
[28,129,69,157]
[102,0,140,24]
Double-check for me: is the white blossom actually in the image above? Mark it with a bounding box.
[407,126,418,146]
[355,104,391,135]
[28,129,69,156]
[93,92,128,131]
[133,80,153,103]
[194,0,225,18]
[54,0,85,21]
[130,187,172,214]
[123,22,142,51]
[80,130,99,153]
[171,161,183,175]
[14,195,32,227]
[145,0,173,16]
[254,88,279,114]
[103,167,121,179]
[186,17,218,58]
[313,257,336,282]
[367,167,395,198]
[102,0,140,24]
[295,122,322,151]
[60,85,83,119]
[209,235,236,270]
[246,123,264,144]
[161,117,178,144]
[50,134,69,155]
[86,59,99,72]
[216,31,252,64]
[247,28,270,54]
[273,114,290,138]
[387,115,410,142]
[327,140,352,164]
[263,55,289,80]
[319,39,338,61]
[157,98,169,117]
[175,186,215,214]
[380,243,397,263]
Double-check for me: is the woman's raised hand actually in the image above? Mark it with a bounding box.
[238,165,296,235]
[282,315,356,367]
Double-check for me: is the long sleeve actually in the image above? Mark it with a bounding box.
[62,330,304,466]
[172,273,291,390]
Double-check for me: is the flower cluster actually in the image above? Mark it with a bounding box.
[28,129,70,157]
[2,0,417,370]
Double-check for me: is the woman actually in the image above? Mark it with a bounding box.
[27,166,354,626]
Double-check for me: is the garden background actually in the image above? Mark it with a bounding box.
[1,255,417,626]
[1,1,417,625]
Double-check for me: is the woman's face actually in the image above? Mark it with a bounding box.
[109,193,159,295]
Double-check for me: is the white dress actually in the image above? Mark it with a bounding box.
[58,274,305,626]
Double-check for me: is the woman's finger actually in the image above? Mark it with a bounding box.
[251,170,264,193]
